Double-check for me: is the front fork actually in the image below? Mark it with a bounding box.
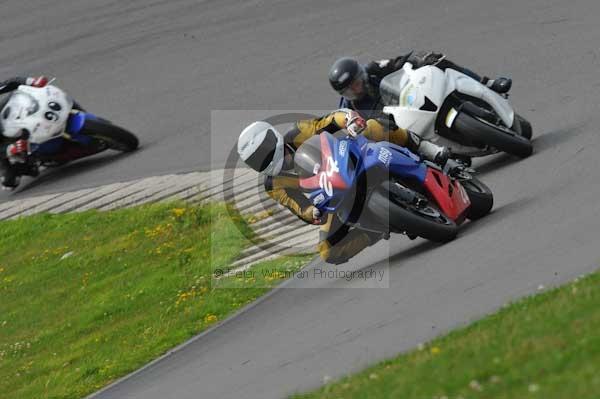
[64,110,97,146]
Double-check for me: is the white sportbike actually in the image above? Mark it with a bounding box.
[380,60,533,159]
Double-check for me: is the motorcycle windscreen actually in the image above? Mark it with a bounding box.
[379,69,407,106]
[294,134,323,179]
[296,133,355,212]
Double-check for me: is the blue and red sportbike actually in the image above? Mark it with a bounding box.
[295,132,493,242]
[1,82,138,185]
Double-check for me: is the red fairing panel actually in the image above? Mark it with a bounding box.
[423,168,471,221]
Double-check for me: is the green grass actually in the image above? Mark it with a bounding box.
[0,203,311,399]
[293,271,600,399]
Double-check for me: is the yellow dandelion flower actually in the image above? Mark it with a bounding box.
[204,314,218,324]
[430,346,441,355]
[172,208,186,217]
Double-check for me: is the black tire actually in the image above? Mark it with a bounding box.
[460,177,493,220]
[366,181,458,243]
[453,109,533,158]
[515,113,533,140]
[81,118,139,152]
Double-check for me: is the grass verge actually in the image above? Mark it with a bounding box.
[0,202,311,398]
[293,271,600,399]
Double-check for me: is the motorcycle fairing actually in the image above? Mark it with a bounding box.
[64,112,98,146]
[381,63,515,137]
[423,168,470,220]
[361,140,428,184]
[451,69,514,128]
[298,132,470,223]
[31,137,64,155]
[26,112,97,155]
[1,85,73,144]
[299,133,353,212]
[299,133,429,212]
[366,140,469,221]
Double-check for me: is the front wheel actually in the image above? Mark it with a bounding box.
[366,181,458,243]
[453,107,533,158]
[460,177,493,220]
[80,118,139,152]
[515,113,533,140]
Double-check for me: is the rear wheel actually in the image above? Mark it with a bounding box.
[80,118,139,152]
[453,105,533,158]
[366,181,458,243]
[460,177,493,220]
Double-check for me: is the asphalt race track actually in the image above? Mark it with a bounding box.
[2,0,600,398]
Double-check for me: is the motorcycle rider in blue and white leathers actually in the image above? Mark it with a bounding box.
[0,76,92,189]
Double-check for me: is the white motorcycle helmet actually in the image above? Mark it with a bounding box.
[237,121,285,176]
[1,86,72,142]
[0,91,40,138]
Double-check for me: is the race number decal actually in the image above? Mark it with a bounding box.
[45,111,59,122]
[319,156,340,196]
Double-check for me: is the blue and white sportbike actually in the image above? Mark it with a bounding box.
[1,82,138,182]
[295,132,493,242]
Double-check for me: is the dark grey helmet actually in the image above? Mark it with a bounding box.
[328,57,367,100]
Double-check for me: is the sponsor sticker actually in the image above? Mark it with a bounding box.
[378,147,392,166]
[401,84,416,107]
[338,140,348,157]
[313,193,325,205]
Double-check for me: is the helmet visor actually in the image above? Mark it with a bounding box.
[337,69,367,101]
[244,129,279,172]
[2,92,40,120]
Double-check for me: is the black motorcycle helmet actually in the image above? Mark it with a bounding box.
[328,57,368,101]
